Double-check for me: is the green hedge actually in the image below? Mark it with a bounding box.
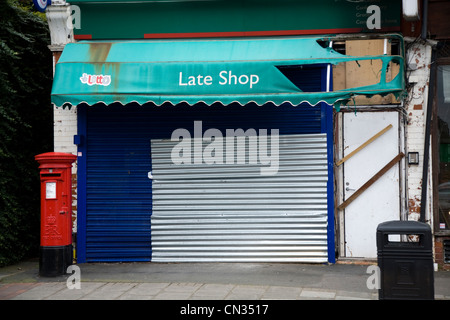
[0,0,53,267]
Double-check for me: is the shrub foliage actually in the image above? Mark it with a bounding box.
[0,0,53,266]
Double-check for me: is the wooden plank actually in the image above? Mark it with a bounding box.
[337,152,404,211]
[336,124,392,166]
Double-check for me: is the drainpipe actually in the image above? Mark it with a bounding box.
[419,47,435,223]
[418,0,432,223]
[421,0,428,41]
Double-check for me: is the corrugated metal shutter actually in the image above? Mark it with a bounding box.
[84,108,153,262]
[150,133,329,262]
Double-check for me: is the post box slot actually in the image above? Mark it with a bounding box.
[41,173,61,177]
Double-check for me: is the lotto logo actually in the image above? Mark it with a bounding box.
[80,73,111,86]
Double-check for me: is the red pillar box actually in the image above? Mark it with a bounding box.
[35,152,77,277]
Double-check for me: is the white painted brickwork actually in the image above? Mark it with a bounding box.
[54,105,77,155]
[404,40,433,223]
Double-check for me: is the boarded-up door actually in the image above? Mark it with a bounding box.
[342,111,401,258]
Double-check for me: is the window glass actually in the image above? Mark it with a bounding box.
[437,64,450,231]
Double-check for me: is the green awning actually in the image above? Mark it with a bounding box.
[51,36,405,109]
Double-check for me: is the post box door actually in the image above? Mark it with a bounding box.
[41,177,72,247]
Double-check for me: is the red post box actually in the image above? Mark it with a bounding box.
[35,152,77,277]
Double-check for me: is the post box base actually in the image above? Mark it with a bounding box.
[39,245,73,277]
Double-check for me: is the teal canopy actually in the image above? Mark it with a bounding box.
[51,36,405,108]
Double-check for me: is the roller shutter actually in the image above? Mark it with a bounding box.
[150,133,329,262]
[80,102,331,262]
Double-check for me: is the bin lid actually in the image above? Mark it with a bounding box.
[377,220,431,233]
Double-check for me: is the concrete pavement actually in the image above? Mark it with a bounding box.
[1,258,449,301]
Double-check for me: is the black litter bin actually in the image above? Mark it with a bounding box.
[376,220,434,300]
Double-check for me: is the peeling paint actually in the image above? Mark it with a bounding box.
[404,42,432,225]
[409,196,421,214]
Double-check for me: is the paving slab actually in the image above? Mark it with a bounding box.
[299,289,336,299]
[80,282,138,300]
[12,282,65,300]
[153,282,202,300]
[190,283,235,300]
[0,283,40,300]
[260,286,302,300]
[225,285,269,300]
[45,282,106,300]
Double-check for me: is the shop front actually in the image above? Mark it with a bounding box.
[50,35,405,264]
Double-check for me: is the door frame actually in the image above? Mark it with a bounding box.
[334,108,407,260]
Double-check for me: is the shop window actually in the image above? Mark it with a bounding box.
[437,64,450,231]
[277,64,325,92]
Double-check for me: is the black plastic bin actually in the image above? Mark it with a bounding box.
[376,220,434,300]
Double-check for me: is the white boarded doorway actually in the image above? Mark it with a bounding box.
[341,111,401,258]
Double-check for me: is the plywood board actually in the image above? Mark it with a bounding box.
[337,39,400,105]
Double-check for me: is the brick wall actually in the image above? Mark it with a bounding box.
[435,237,450,270]
[404,41,433,222]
